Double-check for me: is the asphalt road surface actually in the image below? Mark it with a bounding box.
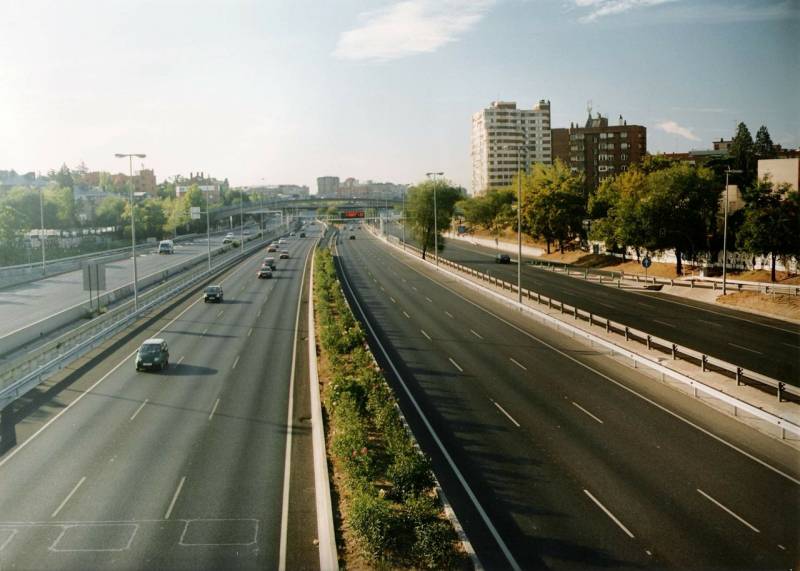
[384,223,800,384]
[335,229,800,570]
[0,227,321,570]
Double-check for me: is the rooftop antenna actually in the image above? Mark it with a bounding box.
[586,99,593,117]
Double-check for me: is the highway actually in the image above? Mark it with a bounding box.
[0,226,320,570]
[335,229,800,569]
[384,223,800,384]
[0,235,238,341]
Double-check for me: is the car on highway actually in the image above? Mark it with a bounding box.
[204,285,224,302]
[267,244,278,252]
[299,232,306,237]
[223,236,234,244]
[225,232,235,239]
[279,250,290,259]
[349,234,355,240]
[289,231,296,236]
[158,240,174,254]
[495,253,511,264]
[257,266,273,279]
[264,256,276,268]
[135,338,169,371]
[278,238,287,244]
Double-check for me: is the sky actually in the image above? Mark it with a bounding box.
[1,0,798,192]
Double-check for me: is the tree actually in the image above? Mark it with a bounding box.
[519,161,585,254]
[588,169,649,260]
[162,196,189,237]
[639,163,717,275]
[95,195,127,229]
[753,125,776,160]
[406,179,462,260]
[49,164,75,190]
[729,122,755,185]
[737,181,799,282]
[458,188,515,248]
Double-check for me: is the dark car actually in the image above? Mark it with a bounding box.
[264,256,276,268]
[204,285,224,302]
[299,232,306,238]
[495,253,511,264]
[257,266,273,279]
[349,234,355,240]
[135,338,169,371]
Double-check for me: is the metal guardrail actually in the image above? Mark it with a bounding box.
[367,225,800,440]
[0,227,288,410]
[370,226,799,403]
[527,259,800,296]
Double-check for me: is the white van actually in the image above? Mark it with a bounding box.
[158,240,174,254]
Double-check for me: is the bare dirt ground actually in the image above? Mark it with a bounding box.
[717,290,800,320]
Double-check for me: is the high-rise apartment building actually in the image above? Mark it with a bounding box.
[317,176,340,197]
[551,113,646,193]
[471,100,552,194]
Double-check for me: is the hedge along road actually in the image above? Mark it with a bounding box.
[384,223,800,384]
[0,228,321,571]
[0,234,234,342]
[334,230,800,570]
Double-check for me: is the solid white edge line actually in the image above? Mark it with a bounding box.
[0,243,262,472]
[697,488,760,533]
[208,398,220,421]
[278,240,315,571]
[491,400,520,428]
[583,489,635,538]
[248,327,253,337]
[509,357,527,371]
[371,230,800,487]
[421,329,432,341]
[51,476,86,518]
[307,238,339,571]
[727,342,763,355]
[232,355,240,369]
[572,401,604,424]
[445,310,454,318]
[336,243,511,571]
[130,399,149,421]
[402,311,411,319]
[177,355,185,364]
[164,476,186,520]
[470,329,483,339]
[449,357,464,373]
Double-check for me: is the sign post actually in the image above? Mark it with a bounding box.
[83,261,107,313]
[642,255,652,283]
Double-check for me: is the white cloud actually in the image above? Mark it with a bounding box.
[333,0,495,62]
[572,0,676,22]
[657,120,700,141]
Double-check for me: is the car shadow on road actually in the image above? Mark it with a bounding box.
[161,363,217,376]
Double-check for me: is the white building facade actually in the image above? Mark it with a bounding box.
[471,100,552,195]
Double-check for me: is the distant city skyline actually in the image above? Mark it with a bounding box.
[1,0,797,191]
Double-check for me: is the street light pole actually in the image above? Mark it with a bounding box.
[39,183,46,274]
[426,172,444,267]
[722,168,742,295]
[402,185,406,251]
[115,152,146,311]
[240,190,244,253]
[206,190,211,271]
[517,147,523,303]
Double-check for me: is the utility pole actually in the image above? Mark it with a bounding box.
[115,153,146,310]
[426,172,444,267]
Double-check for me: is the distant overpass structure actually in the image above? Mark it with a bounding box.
[209,196,402,225]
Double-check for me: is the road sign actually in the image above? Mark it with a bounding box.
[83,262,106,292]
[190,206,201,220]
[642,256,652,269]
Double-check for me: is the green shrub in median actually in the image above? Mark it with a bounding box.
[314,246,462,568]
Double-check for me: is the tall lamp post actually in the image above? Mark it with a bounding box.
[402,185,407,251]
[426,172,444,267]
[38,181,46,274]
[515,146,525,303]
[722,168,743,295]
[239,190,245,253]
[115,153,146,310]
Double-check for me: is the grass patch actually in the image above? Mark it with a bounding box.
[313,245,465,569]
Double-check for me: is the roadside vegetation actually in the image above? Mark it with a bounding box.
[313,246,464,569]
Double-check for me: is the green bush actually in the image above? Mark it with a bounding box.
[387,447,435,501]
[349,492,398,561]
[412,519,459,569]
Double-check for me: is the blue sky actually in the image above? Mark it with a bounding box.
[1,0,797,191]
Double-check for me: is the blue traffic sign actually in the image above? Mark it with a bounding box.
[642,256,652,269]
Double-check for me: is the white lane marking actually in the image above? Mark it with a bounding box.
[778,544,786,551]
[448,357,463,372]
[412,286,418,291]
[781,342,798,349]
[470,329,483,339]
[727,343,763,355]
[387,255,800,487]
[51,476,86,519]
[597,301,615,309]
[130,399,149,421]
[425,296,432,303]
[336,255,515,571]
[420,329,432,340]
[279,241,315,571]
[248,327,253,337]
[572,401,604,424]
[257,309,262,317]
[216,310,224,318]
[372,278,377,283]
[380,286,385,292]
[445,310,454,318]
[509,357,527,371]
[638,302,655,309]
[697,489,760,533]
[209,398,220,421]
[652,319,676,328]
[697,318,722,327]
[390,297,396,304]
[491,399,520,427]
[232,355,240,369]
[584,489,635,538]
[177,355,185,364]
[164,476,186,519]
[202,328,208,336]
[402,311,410,319]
